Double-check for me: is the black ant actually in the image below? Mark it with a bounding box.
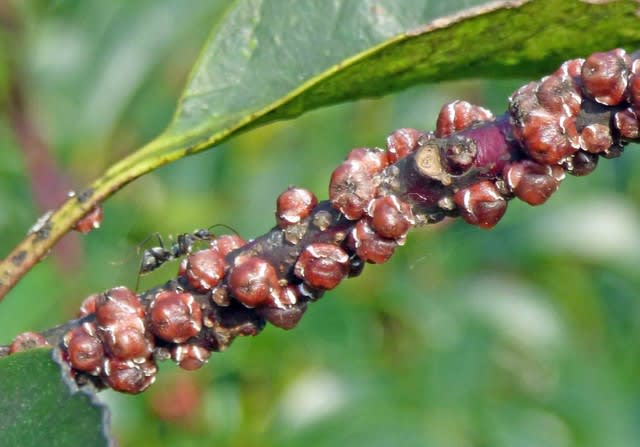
[136,224,237,285]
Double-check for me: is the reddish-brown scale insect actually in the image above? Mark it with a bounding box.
[453,181,507,229]
[294,243,350,290]
[103,358,157,394]
[567,150,599,176]
[329,159,378,220]
[9,331,48,353]
[348,219,397,264]
[149,290,202,343]
[615,108,640,140]
[95,286,152,361]
[579,123,614,154]
[537,73,581,116]
[101,323,153,362]
[519,112,579,165]
[77,293,99,317]
[73,205,103,234]
[435,100,494,138]
[64,326,104,375]
[386,128,424,163]
[276,187,318,227]
[171,344,211,371]
[509,79,580,165]
[503,160,565,206]
[367,195,415,240]
[558,58,585,80]
[179,249,226,293]
[228,256,281,308]
[95,286,144,325]
[210,234,246,257]
[257,300,308,330]
[346,148,389,173]
[581,48,630,106]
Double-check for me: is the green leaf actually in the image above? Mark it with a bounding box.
[92,0,640,175]
[166,0,496,138]
[160,0,640,153]
[0,349,111,447]
[103,0,640,180]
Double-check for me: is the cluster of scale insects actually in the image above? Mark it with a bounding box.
[5,48,640,394]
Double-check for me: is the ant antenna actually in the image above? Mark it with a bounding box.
[206,223,240,236]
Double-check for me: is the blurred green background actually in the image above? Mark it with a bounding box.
[2,2,640,446]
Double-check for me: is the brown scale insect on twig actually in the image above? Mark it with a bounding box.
[2,48,640,394]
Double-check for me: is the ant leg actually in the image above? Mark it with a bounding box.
[137,232,165,254]
[136,232,169,291]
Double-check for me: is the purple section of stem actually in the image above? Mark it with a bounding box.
[462,114,519,177]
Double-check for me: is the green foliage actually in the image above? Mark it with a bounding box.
[0,349,109,447]
[1,1,640,446]
[131,0,640,175]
